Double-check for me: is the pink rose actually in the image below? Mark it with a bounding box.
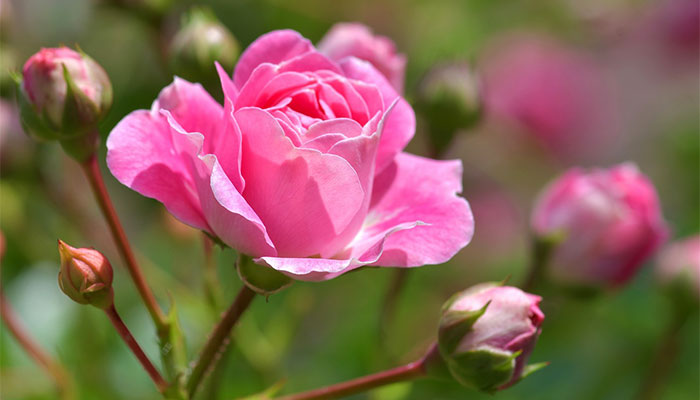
[439,284,544,391]
[531,163,668,288]
[656,236,700,300]
[107,30,473,281]
[482,35,613,159]
[318,23,406,94]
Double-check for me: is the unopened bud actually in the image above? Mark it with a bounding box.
[416,61,483,155]
[57,240,114,309]
[436,283,545,392]
[19,47,112,160]
[169,7,239,82]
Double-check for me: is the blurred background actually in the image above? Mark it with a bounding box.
[0,0,698,399]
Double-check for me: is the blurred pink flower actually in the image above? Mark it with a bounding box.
[656,235,700,300]
[318,22,406,93]
[107,30,473,281]
[531,163,668,288]
[482,35,613,160]
[440,284,544,390]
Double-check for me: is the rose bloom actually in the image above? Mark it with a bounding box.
[318,23,406,94]
[482,35,613,160]
[107,30,473,281]
[531,163,668,288]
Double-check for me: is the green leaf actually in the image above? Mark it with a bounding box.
[237,255,292,296]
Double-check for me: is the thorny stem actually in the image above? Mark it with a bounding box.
[104,305,168,393]
[187,285,257,397]
[274,357,428,400]
[80,155,166,329]
[0,290,74,399]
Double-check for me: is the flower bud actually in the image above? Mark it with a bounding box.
[57,240,114,309]
[656,236,700,304]
[437,284,545,392]
[531,163,669,290]
[169,7,239,82]
[318,22,406,93]
[19,47,112,160]
[416,61,483,155]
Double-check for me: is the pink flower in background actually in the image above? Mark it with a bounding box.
[318,22,406,93]
[531,164,668,288]
[439,284,544,390]
[656,236,700,299]
[482,35,613,160]
[107,30,473,281]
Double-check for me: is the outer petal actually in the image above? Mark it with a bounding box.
[365,152,473,266]
[233,30,314,89]
[236,107,365,257]
[339,57,415,173]
[106,110,208,230]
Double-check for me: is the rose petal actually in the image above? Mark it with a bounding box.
[106,110,208,230]
[364,152,474,266]
[340,57,415,173]
[233,30,314,88]
[235,107,365,257]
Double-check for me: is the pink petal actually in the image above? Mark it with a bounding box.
[233,30,314,89]
[235,107,365,257]
[339,57,415,173]
[365,152,474,266]
[106,110,208,230]
[161,111,276,257]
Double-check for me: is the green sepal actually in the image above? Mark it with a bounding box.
[438,300,490,355]
[17,80,60,141]
[237,255,292,296]
[237,379,287,400]
[158,299,188,400]
[61,64,100,138]
[520,361,549,380]
[446,347,517,393]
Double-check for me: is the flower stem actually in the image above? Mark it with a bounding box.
[635,304,692,400]
[104,304,168,393]
[275,358,427,400]
[202,234,223,311]
[80,155,166,329]
[379,268,410,342]
[521,235,557,292]
[187,285,257,397]
[0,290,74,399]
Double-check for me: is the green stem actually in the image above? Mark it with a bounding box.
[274,357,427,400]
[202,235,223,311]
[635,305,692,400]
[521,235,557,292]
[104,305,168,393]
[0,290,74,399]
[80,155,166,328]
[187,285,257,397]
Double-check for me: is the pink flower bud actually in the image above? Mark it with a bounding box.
[532,164,668,288]
[57,240,114,309]
[318,22,406,93]
[19,47,112,143]
[656,236,700,302]
[438,284,545,392]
